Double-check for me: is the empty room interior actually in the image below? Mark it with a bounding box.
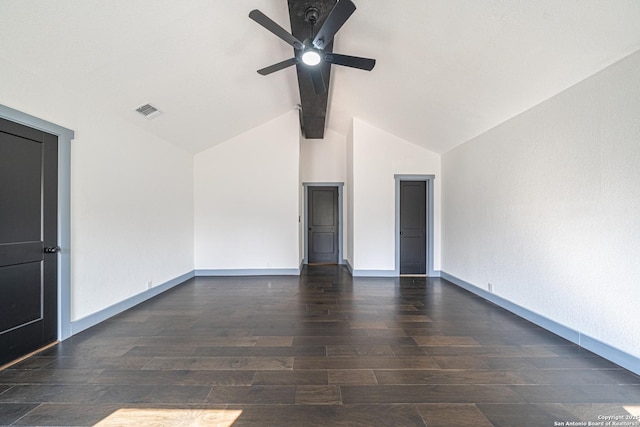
[1,1,640,426]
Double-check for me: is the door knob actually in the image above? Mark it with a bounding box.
[44,246,61,254]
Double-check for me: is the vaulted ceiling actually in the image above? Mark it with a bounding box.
[1,1,640,154]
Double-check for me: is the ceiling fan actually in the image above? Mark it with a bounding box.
[249,0,375,95]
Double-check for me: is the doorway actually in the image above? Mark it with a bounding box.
[395,175,435,276]
[303,183,343,265]
[399,181,426,274]
[0,104,74,361]
[0,118,59,365]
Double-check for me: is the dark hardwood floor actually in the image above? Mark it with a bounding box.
[1,265,639,426]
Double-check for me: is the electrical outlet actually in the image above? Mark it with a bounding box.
[488,283,493,293]
[147,280,153,289]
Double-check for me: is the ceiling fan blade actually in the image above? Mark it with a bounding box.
[312,0,356,50]
[324,53,376,71]
[257,57,298,75]
[309,67,326,95]
[249,9,304,50]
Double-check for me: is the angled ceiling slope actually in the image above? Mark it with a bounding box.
[1,1,639,153]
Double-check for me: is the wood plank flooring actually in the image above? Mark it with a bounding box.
[1,265,639,426]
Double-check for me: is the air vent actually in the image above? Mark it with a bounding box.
[135,103,162,120]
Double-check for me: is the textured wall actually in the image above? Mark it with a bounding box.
[72,114,194,320]
[300,129,348,262]
[194,112,300,271]
[442,51,640,357]
[346,123,355,266]
[350,119,441,272]
[300,129,347,184]
[0,57,195,321]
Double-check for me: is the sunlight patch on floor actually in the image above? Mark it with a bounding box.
[94,408,242,426]
[624,406,640,417]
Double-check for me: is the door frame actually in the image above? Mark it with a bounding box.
[394,174,435,276]
[0,104,74,341]
[302,182,344,265]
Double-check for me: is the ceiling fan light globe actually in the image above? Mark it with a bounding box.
[302,50,321,66]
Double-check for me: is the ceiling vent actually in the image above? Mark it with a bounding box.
[135,103,162,120]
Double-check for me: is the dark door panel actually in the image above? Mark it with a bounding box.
[400,181,426,274]
[400,235,424,273]
[0,132,42,244]
[0,117,58,366]
[0,241,43,267]
[312,232,335,255]
[308,187,339,264]
[0,263,42,332]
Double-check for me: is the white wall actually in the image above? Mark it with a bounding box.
[300,129,347,183]
[350,118,442,273]
[0,58,195,321]
[442,50,640,358]
[194,111,300,272]
[72,115,194,320]
[346,123,355,266]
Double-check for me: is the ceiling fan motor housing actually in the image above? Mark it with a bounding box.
[249,0,376,137]
[304,7,320,25]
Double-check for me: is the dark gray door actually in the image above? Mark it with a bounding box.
[400,181,426,274]
[0,117,58,366]
[308,186,338,264]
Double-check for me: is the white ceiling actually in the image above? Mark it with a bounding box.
[1,1,640,154]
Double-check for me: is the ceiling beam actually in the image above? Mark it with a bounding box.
[288,0,336,139]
